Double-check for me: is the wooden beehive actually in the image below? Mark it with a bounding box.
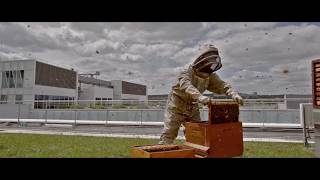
[185,101,243,158]
[312,59,320,109]
[131,144,195,158]
[131,101,243,158]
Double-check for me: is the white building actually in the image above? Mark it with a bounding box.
[0,60,78,108]
[0,60,148,109]
[78,76,113,103]
[78,78,148,105]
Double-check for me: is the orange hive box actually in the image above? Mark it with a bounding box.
[185,101,243,158]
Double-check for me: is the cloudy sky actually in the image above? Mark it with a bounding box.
[0,22,319,95]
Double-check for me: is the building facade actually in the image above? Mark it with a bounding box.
[1,60,148,109]
[111,80,148,101]
[0,60,78,108]
[78,76,113,103]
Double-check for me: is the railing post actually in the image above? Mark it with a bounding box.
[74,110,77,127]
[17,102,21,127]
[45,109,48,124]
[140,110,143,126]
[105,110,108,126]
[300,103,309,147]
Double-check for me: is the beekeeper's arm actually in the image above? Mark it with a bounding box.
[177,70,210,105]
[207,73,244,105]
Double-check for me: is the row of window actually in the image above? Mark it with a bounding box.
[95,98,113,105]
[35,95,75,101]
[0,94,74,104]
[0,94,23,104]
[34,95,75,109]
[95,98,112,101]
[1,70,24,88]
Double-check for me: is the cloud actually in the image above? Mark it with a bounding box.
[0,51,27,60]
[104,22,205,43]
[120,53,143,62]
[1,22,319,95]
[127,43,181,59]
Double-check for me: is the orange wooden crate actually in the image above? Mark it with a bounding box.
[185,121,243,158]
[185,101,243,158]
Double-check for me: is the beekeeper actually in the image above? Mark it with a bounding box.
[159,44,244,144]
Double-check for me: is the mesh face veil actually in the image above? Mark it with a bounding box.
[192,45,222,74]
[209,56,221,71]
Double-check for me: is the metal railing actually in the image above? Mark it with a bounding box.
[0,97,312,110]
[0,98,311,125]
[0,99,316,144]
[0,98,311,126]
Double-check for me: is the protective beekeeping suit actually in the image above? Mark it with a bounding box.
[159,44,243,144]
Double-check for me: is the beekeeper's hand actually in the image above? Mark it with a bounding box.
[226,87,244,106]
[198,95,210,105]
[232,94,244,106]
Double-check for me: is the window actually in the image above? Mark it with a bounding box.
[1,72,8,88]
[9,71,15,88]
[102,98,112,100]
[38,95,43,100]
[34,94,46,109]
[35,95,40,100]
[1,70,24,88]
[101,98,112,105]
[16,70,24,88]
[34,94,77,109]
[0,95,7,104]
[15,95,23,104]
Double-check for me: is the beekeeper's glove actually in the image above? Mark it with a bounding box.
[198,95,210,105]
